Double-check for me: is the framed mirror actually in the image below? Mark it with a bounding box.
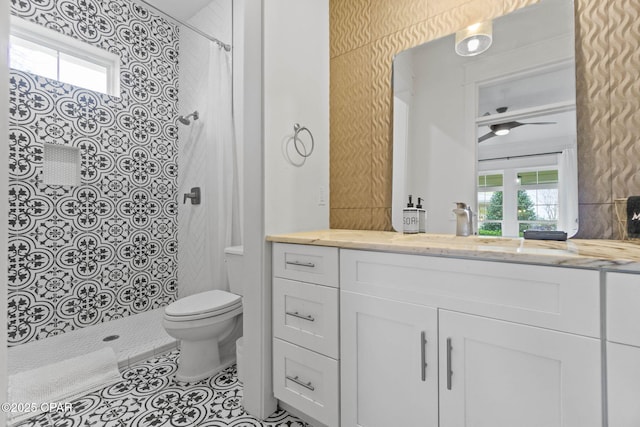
[391,0,578,237]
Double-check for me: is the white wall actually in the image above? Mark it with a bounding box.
[264,0,330,235]
[407,37,475,233]
[241,0,330,419]
[391,52,413,232]
[1,0,9,419]
[237,0,279,419]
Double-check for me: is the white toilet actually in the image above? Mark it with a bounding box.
[163,246,244,382]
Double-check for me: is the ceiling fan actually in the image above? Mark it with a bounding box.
[478,107,556,143]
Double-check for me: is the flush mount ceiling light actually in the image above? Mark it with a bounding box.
[455,21,493,56]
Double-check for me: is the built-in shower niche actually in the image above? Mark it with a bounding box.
[42,143,81,187]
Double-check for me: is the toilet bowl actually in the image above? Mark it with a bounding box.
[163,246,244,382]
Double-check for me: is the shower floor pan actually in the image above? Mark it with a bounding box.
[8,308,177,375]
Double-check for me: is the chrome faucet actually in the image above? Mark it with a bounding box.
[453,202,473,236]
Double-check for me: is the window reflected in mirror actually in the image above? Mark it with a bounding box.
[478,168,560,237]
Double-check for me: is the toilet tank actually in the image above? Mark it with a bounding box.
[224,246,244,296]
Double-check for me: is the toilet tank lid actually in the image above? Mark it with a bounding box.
[224,246,243,255]
[165,290,241,317]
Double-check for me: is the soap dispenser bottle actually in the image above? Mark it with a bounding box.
[417,197,426,233]
[403,195,419,234]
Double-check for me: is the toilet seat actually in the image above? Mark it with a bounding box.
[164,290,242,321]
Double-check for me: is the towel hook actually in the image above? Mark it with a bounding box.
[293,123,314,158]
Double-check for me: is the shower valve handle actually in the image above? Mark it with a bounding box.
[183,187,201,205]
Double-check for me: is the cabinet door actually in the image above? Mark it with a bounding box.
[341,291,438,427]
[439,310,602,427]
[607,272,640,346]
[608,342,640,427]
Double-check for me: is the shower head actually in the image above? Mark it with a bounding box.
[177,110,199,125]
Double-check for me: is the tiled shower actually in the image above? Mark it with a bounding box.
[6,0,233,352]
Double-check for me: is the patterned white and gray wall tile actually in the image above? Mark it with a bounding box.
[8,0,179,346]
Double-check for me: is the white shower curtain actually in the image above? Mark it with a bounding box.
[178,43,240,297]
[203,45,241,290]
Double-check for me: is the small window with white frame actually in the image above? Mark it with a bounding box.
[9,16,120,97]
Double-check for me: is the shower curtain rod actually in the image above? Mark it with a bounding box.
[138,0,232,51]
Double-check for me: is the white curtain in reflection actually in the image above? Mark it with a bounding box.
[557,147,578,235]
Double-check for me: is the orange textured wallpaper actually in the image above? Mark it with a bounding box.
[329,0,640,239]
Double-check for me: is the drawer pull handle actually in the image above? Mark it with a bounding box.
[285,311,315,322]
[286,261,316,268]
[421,331,427,381]
[286,375,315,391]
[446,337,453,390]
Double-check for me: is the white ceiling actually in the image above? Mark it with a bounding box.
[477,66,575,117]
[143,0,212,21]
[477,109,576,160]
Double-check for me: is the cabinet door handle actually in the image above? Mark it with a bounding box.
[286,375,315,391]
[446,337,453,390]
[285,311,315,322]
[286,260,316,268]
[421,331,428,381]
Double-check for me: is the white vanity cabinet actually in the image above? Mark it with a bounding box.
[340,249,602,427]
[606,272,640,427]
[272,243,340,427]
[340,291,438,427]
[271,242,605,427]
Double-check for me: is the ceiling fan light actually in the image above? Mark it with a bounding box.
[490,123,511,136]
[455,21,493,56]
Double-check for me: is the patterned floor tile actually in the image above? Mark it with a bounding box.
[15,350,308,427]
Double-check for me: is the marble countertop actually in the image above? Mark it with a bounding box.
[267,230,640,271]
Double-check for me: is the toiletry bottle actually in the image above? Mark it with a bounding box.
[403,195,419,234]
[417,197,426,233]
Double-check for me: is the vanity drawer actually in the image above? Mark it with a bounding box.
[273,338,339,427]
[341,249,601,337]
[607,272,640,346]
[273,243,339,287]
[273,277,339,358]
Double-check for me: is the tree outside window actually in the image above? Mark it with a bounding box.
[478,168,558,237]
